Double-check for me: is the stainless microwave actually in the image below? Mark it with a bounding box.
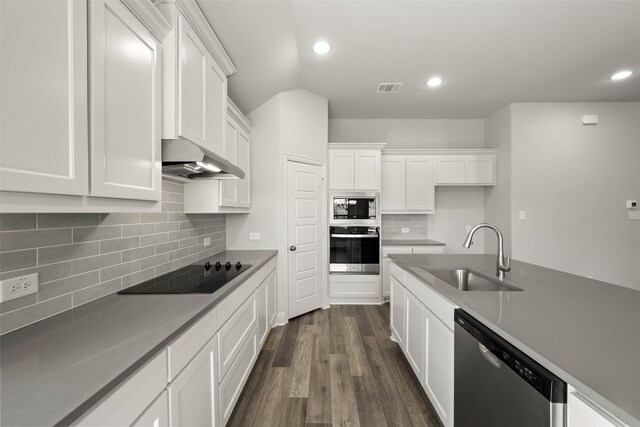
[330,193,380,225]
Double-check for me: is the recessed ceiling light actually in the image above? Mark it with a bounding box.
[313,41,331,55]
[426,77,442,87]
[610,70,633,80]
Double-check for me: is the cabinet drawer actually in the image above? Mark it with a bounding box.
[390,261,406,282]
[167,306,218,381]
[218,272,258,327]
[76,351,167,426]
[219,328,258,425]
[382,247,413,257]
[257,257,277,284]
[329,275,380,298]
[132,390,168,427]
[404,272,456,330]
[218,294,257,381]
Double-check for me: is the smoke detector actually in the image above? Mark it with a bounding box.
[377,83,403,93]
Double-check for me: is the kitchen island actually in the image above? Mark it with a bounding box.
[389,254,640,427]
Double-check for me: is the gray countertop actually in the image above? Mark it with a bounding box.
[381,239,445,246]
[389,254,640,427]
[0,250,277,427]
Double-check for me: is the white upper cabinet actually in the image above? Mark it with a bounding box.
[381,154,435,214]
[0,0,89,196]
[89,0,161,201]
[328,143,385,191]
[435,153,496,186]
[184,99,253,213]
[157,0,235,159]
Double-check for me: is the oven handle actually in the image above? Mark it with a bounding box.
[330,234,379,238]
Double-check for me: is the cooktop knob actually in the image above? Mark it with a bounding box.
[204,262,211,270]
[236,261,242,269]
[225,261,232,269]
[215,261,222,269]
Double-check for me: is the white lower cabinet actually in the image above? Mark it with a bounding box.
[219,328,258,425]
[329,275,380,303]
[218,294,257,380]
[567,388,625,427]
[257,280,269,346]
[132,391,169,427]
[424,308,454,427]
[168,335,219,427]
[390,266,455,427]
[382,246,444,298]
[404,290,425,379]
[390,276,405,348]
[266,270,277,327]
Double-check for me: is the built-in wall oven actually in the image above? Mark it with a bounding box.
[329,226,380,274]
[330,193,379,225]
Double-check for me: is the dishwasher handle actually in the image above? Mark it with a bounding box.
[479,343,502,369]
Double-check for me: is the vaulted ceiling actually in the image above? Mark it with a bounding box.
[197,1,640,119]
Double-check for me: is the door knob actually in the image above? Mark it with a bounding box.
[289,245,297,251]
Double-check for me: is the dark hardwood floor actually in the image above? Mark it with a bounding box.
[227,304,442,427]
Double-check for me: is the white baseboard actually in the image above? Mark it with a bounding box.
[274,312,288,326]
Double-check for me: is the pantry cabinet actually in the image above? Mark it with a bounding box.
[0,0,88,196]
[381,155,435,214]
[328,143,386,191]
[89,0,162,201]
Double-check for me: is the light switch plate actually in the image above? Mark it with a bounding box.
[249,233,260,240]
[203,237,211,247]
[401,228,410,233]
[0,273,39,303]
[519,210,526,220]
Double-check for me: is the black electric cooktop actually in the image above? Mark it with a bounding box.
[118,261,252,294]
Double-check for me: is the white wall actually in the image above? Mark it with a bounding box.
[483,105,512,255]
[329,119,484,149]
[226,90,329,320]
[509,102,640,290]
[429,187,486,253]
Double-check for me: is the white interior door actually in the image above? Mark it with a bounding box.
[287,160,324,318]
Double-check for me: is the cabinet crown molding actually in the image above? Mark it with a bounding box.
[227,98,253,133]
[328,143,387,150]
[382,148,497,156]
[121,0,171,41]
[154,0,237,75]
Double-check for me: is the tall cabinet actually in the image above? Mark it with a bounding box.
[0,0,170,211]
[328,143,386,191]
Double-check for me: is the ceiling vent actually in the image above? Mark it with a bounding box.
[377,83,403,93]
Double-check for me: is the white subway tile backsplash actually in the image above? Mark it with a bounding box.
[381,214,429,239]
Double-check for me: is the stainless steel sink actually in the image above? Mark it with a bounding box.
[420,267,523,292]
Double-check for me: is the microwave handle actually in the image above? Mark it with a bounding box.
[330,234,379,238]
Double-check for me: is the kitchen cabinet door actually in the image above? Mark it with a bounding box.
[220,116,239,207]
[329,151,355,190]
[404,290,425,380]
[89,0,161,201]
[177,16,226,156]
[0,0,88,196]
[466,155,496,185]
[132,391,169,427]
[406,156,435,213]
[424,309,454,427]
[568,390,623,427]
[381,156,406,212]
[354,151,380,190]
[436,156,466,184]
[257,280,268,347]
[168,335,218,427]
[266,270,277,327]
[390,276,406,348]
[236,129,251,208]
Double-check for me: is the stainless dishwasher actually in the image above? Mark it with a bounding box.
[454,310,566,427]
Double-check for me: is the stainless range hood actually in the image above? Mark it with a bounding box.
[162,139,244,181]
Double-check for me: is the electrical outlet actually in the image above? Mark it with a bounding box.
[401,228,410,233]
[0,273,39,303]
[203,237,211,247]
[519,210,526,220]
[249,232,260,240]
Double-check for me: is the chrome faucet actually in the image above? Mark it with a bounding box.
[463,223,511,279]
